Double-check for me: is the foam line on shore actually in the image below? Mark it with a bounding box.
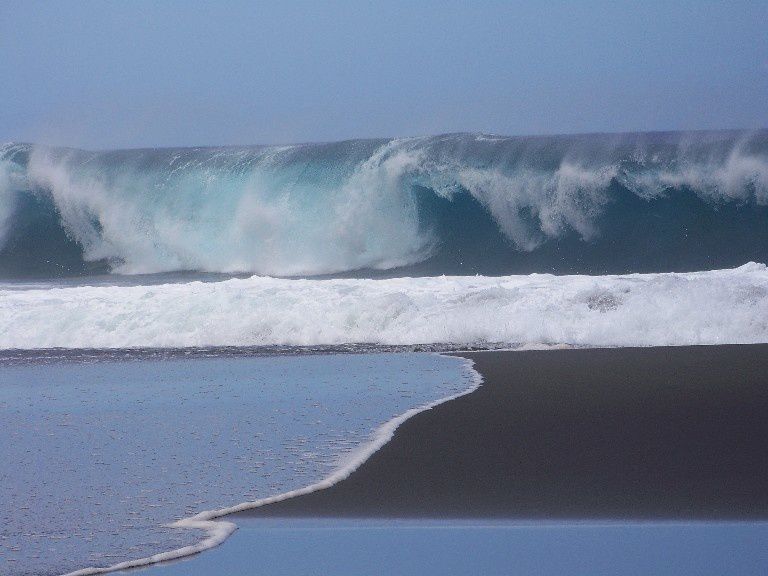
[60,356,482,576]
[233,344,768,520]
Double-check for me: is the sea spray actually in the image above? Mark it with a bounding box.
[1,130,767,278]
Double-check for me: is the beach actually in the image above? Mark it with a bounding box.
[4,5,768,573]
[237,344,768,519]
[0,352,473,575]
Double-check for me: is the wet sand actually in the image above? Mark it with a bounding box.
[236,345,768,519]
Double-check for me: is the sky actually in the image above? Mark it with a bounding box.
[1,0,767,149]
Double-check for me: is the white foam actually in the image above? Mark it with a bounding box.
[24,141,432,276]
[60,357,482,576]
[7,134,767,277]
[61,519,237,576]
[2,264,768,350]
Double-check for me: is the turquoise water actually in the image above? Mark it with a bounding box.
[0,353,473,576]
[141,518,768,576]
[3,131,768,279]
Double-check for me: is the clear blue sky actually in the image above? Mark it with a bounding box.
[1,0,766,148]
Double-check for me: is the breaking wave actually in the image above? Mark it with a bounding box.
[1,130,768,278]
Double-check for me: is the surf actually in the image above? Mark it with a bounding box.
[1,130,767,279]
[2,264,766,350]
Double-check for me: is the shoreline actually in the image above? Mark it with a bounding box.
[236,344,768,519]
[60,355,482,576]
[59,343,768,575]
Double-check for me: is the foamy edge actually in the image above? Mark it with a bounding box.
[61,355,482,576]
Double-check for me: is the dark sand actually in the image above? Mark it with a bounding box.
[236,345,768,519]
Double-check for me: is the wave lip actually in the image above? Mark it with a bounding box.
[2,263,767,350]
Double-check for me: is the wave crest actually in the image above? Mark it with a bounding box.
[2,130,767,278]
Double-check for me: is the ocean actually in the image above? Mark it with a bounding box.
[1,352,476,575]
[2,130,768,575]
[2,130,767,279]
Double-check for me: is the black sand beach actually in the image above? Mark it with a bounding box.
[237,344,768,519]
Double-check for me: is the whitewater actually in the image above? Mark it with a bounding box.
[2,130,767,279]
[2,130,768,576]
[1,264,767,350]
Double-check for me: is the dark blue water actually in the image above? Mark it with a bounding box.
[2,130,767,279]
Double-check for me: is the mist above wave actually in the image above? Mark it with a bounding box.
[1,130,767,278]
[1,264,766,349]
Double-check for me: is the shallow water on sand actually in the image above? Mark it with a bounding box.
[141,518,768,576]
[0,352,474,576]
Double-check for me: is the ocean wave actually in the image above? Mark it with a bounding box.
[1,130,767,278]
[1,264,766,350]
